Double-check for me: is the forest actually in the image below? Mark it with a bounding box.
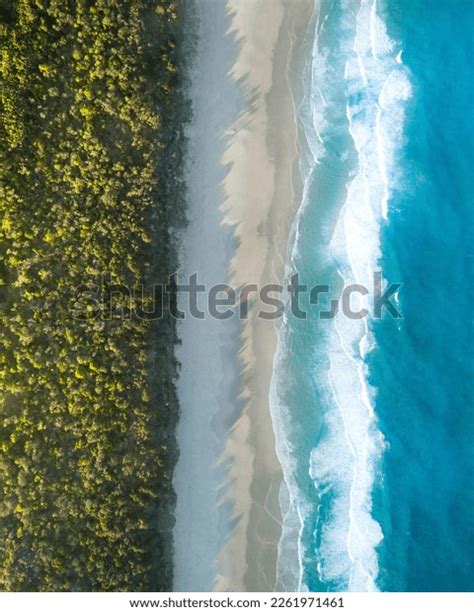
[0,0,188,590]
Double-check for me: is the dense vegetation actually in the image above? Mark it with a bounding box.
[0,0,188,590]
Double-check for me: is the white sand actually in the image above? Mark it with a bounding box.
[173,0,313,592]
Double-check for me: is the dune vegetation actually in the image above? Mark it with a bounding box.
[0,0,188,590]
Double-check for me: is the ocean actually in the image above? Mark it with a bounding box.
[271,0,474,592]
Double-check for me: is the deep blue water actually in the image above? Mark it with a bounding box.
[372,0,474,591]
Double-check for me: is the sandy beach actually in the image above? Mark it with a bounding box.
[173,0,313,591]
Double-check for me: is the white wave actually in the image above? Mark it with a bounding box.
[269,0,410,592]
[269,3,321,591]
[309,0,411,592]
[270,319,315,591]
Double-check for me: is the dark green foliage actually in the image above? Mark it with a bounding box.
[0,0,186,591]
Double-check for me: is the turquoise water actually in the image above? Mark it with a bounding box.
[272,0,473,592]
[371,0,474,591]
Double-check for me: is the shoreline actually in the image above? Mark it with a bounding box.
[173,0,313,591]
[228,0,315,591]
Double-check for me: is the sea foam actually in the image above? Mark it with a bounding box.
[270,0,411,592]
[311,0,411,591]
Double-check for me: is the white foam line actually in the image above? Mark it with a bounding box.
[330,274,381,590]
[370,0,378,60]
[270,0,411,593]
[269,1,321,591]
[370,0,390,222]
[375,104,390,220]
[310,0,411,592]
[326,353,357,582]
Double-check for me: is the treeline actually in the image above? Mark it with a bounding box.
[0,0,188,591]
